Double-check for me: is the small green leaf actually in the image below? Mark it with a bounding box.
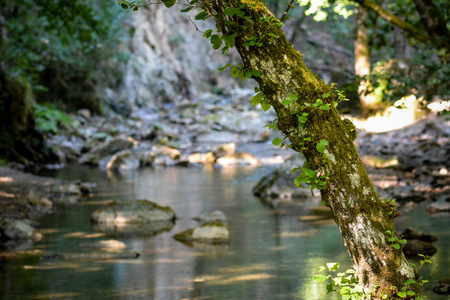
[267,33,278,38]
[282,99,291,106]
[261,99,271,111]
[289,94,298,101]
[272,137,282,146]
[407,291,416,296]
[210,34,223,49]
[224,7,237,16]
[161,0,176,8]
[203,29,213,39]
[393,243,401,249]
[251,69,261,77]
[195,10,210,20]
[316,139,328,153]
[319,104,330,111]
[180,6,194,13]
[251,92,264,106]
[397,291,407,298]
[313,275,330,282]
[327,262,339,271]
[405,279,416,285]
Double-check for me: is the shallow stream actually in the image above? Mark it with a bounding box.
[0,165,448,299]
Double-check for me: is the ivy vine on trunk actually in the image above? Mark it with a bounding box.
[118,0,424,298]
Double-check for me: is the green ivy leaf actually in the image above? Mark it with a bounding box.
[224,7,237,16]
[313,275,330,282]
[397,291,407,298]
[161,0,176,8]
[393,243,401,249]
[251,69,261,77]
[282,99,291,106]
[180,6,194,13]
[289,94,298,101]
[203,29,213,39]
[195,10,210,20]
[261,99,271,111]
[210,34,223,49]
[316,139,328,153]
[272,137,282,146]
[319,104,330,111]
[251,92,264,106]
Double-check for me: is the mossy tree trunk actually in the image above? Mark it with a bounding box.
[200,0,420,298]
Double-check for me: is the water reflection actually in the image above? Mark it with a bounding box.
[0,165,448,299]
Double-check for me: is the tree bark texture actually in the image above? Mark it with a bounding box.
[354,6,379,115]
[202,0,420,298]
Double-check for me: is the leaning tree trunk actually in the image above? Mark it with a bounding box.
[201,0,420,298]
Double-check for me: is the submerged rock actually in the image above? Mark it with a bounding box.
[399,228,438,243]
[173,222,230,244]
[427,202,450,214]
[193,211,227,225]
[91,200,176,224]
[433,278,450,295]
[44,251,140,260]
[402,239,437,257]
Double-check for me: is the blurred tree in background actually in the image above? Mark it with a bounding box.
[0,0,130,164]
[266,0,449,114]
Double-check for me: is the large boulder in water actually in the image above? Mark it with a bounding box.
[91,200,176,224]
[253,155,311,199]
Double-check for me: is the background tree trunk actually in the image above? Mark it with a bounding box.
[205,0,421,297]
[354,5,380,115]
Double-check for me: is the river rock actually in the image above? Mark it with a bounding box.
[24,190,53,210]
[216,152,259,166]
[106,150,140,171]
[0,219,36,241]
[173,222,230,244]
[402,239,437,257]
[194,211,227,225]
[78,137,134,165]
[433,278,450,295]
[91,200,176,224]
[426,202,450,214]
[253,155,311,199]
[399,228,438,243]
[212,143,236,158]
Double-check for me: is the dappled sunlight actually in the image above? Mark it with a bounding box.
[361,155,398,168]
[277,230,318,238]
[30,292,79,299]
[427,99,450,112]
[63,232,104,238]
[351,95,425,133]
[196,273,275,286]
[0,191,14,197]
[0,176,14,183]
[23,263,81,270]
[218,263,274,274]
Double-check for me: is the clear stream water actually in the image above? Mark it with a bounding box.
[0,165,448,299]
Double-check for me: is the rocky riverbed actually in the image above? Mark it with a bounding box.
[1,89,449,253]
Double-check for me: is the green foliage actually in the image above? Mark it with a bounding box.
[314,262,372,299]
[33,103,72,134]
[384,230,407,250]
[3,0,131,112]
[316,258,431,300]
